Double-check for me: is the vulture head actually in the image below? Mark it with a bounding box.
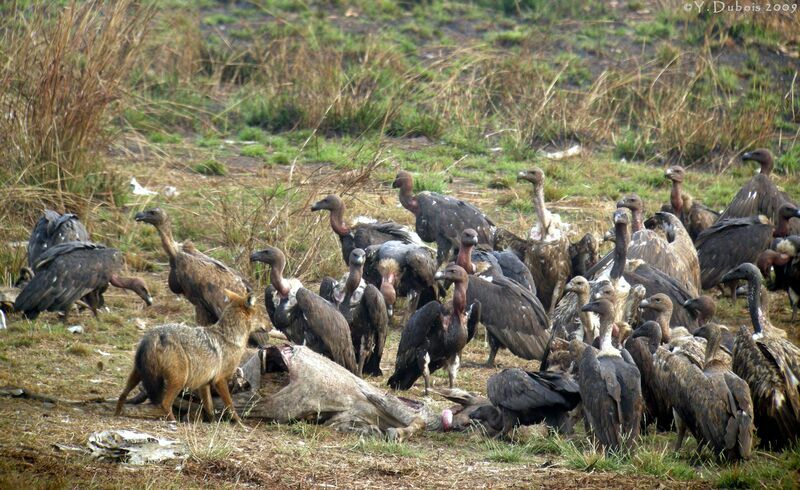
[629,320,662,353]
[720,262,762,285]
[130,278,154,307]
[310,195,344,213]
[616,194,643,213]
[742,148,774,175]
[348,248,366,268]
[392,171,414,191]
[683,295,716,323]
[517,168,545,187]
[134,208,168,226]
[593,282,617,302]
[664,165,685,183]
[613,208,629,226]
[756,250,791,277]
[639,293,673,317]
[434,264,468,286]
[694,322,726,343]
[459,228,479,248]
[249,246,286,268]
[565,276,590,296]
[777,204,800,221]
[581,298,615,325]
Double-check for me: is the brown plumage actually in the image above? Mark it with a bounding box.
[250,246,358,375]
[577,298,643,452]
[617,195,700,296]
[696,205,800,292]
[626,321,674,431]
[14,242,152,321]
[135,208,251,325]
[493,168,570,315]
[662,166,719,241]
[115,289,260,423]
[719,149,800,235]
[722,263,800,450]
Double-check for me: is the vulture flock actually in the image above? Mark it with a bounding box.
[6,148,800,461]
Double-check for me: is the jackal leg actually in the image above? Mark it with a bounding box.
[115,368,142,416]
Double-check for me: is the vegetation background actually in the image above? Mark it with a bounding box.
[0,1,799,487]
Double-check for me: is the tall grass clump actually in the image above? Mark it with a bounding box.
[0,1,154,198]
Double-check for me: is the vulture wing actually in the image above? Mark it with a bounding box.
[695,217,774,290]
[466,275,549,360]
[295,287,358,374]
[579,347,623,449]
[361,284,389,376]
[388,301,443,390]
[27,211,90,267]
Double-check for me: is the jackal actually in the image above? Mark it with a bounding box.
[115,289,260,423]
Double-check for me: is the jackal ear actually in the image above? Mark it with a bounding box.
[224,289,245,305]
[246,293,256,308]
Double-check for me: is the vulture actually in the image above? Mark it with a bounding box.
[662,165,719,241]
[480,368,581,436]
[14,242,152,321]
[615,196,700,296]
[364,240,440,317]
[719,149,800,236]
[551,276,593,342]
[455,229,534,291]
[387,265,481,394]
[250,246,358,374]
[721,263,800,450]
[493,168,571,314]
[680,323,754,461]
[625,321,675,431]
[393,171,495,265]
[454,229,550,365]
[320,248,388,377]
[311,194,426,265]
[762,237,800,321]
[695,204,800,294]
[577,298,643,451]
[135,208,251,326]
[27,210,90,267]
[568,233,599,280]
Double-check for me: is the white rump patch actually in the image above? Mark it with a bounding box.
[351,215,377,226]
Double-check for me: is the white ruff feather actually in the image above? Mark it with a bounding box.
[528,212,570,242]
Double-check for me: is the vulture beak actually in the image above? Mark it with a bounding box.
[615,198,626,208]
[434,270,445,280]
[742,151,753,161]
[386,305,393,317]
[145,295,154,307]
[793,208,800,219]
[517,171,526,181]
[134,211,147,222]
[249,251,267,263]
[664,168,673,177]
[310,200,325,212]
[580,303,597,313]
[353,255,365,266]
[640,299,650,308]
[391,178,401,189]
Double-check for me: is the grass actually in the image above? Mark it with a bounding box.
[193,159,228,176]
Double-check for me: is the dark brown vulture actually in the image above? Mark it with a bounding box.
[250,246,358,375]
[492,169,571,315]
[763,237,800,321]
[387,265,481,394]
[311,194,427,265]
[135,208,251,326]
[568,233,599,280]
[722,263,800,450]
[625,321,674,431]
[364,240,440,317]
[455,229,535,292]
[719,149,800,235]
[696,204,800,294]
[393,171,495,265]
[577,298,643,452]
[27,210,90,268]
[14,242,152,321]
[320,248,388,377]
[683,295,735,354]
[481,368,581,436]
[454,230,550,365]
[662,165,719,241]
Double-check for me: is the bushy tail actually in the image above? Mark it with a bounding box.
[135,338,164,405]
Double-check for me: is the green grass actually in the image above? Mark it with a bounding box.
[240,144,268,159]
[412,173,448,193]
[193,159,228,176]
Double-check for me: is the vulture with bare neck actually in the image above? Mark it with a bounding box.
[14,242,152,321]
[320,248,388,377]
[311,194,426,265]
[719,149,800,235]
[393,171,495,265]
[250,246,358,375]
[662,166,719,241]
[135,208,251,325]
[721,263,800,450]
[388,264,481,394]
[493,169,571,314]
[454,229,550,365]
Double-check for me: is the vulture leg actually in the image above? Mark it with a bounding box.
[115,368,142,416]
[199,384,216,422]
[357,338,367,378]
[790,293,798,322]
[418,350,432,395]
[447,354,460,389]
[673,409,687,452]
[213,378,242,425]
[486,333,501,367]
[499,408,518,439]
